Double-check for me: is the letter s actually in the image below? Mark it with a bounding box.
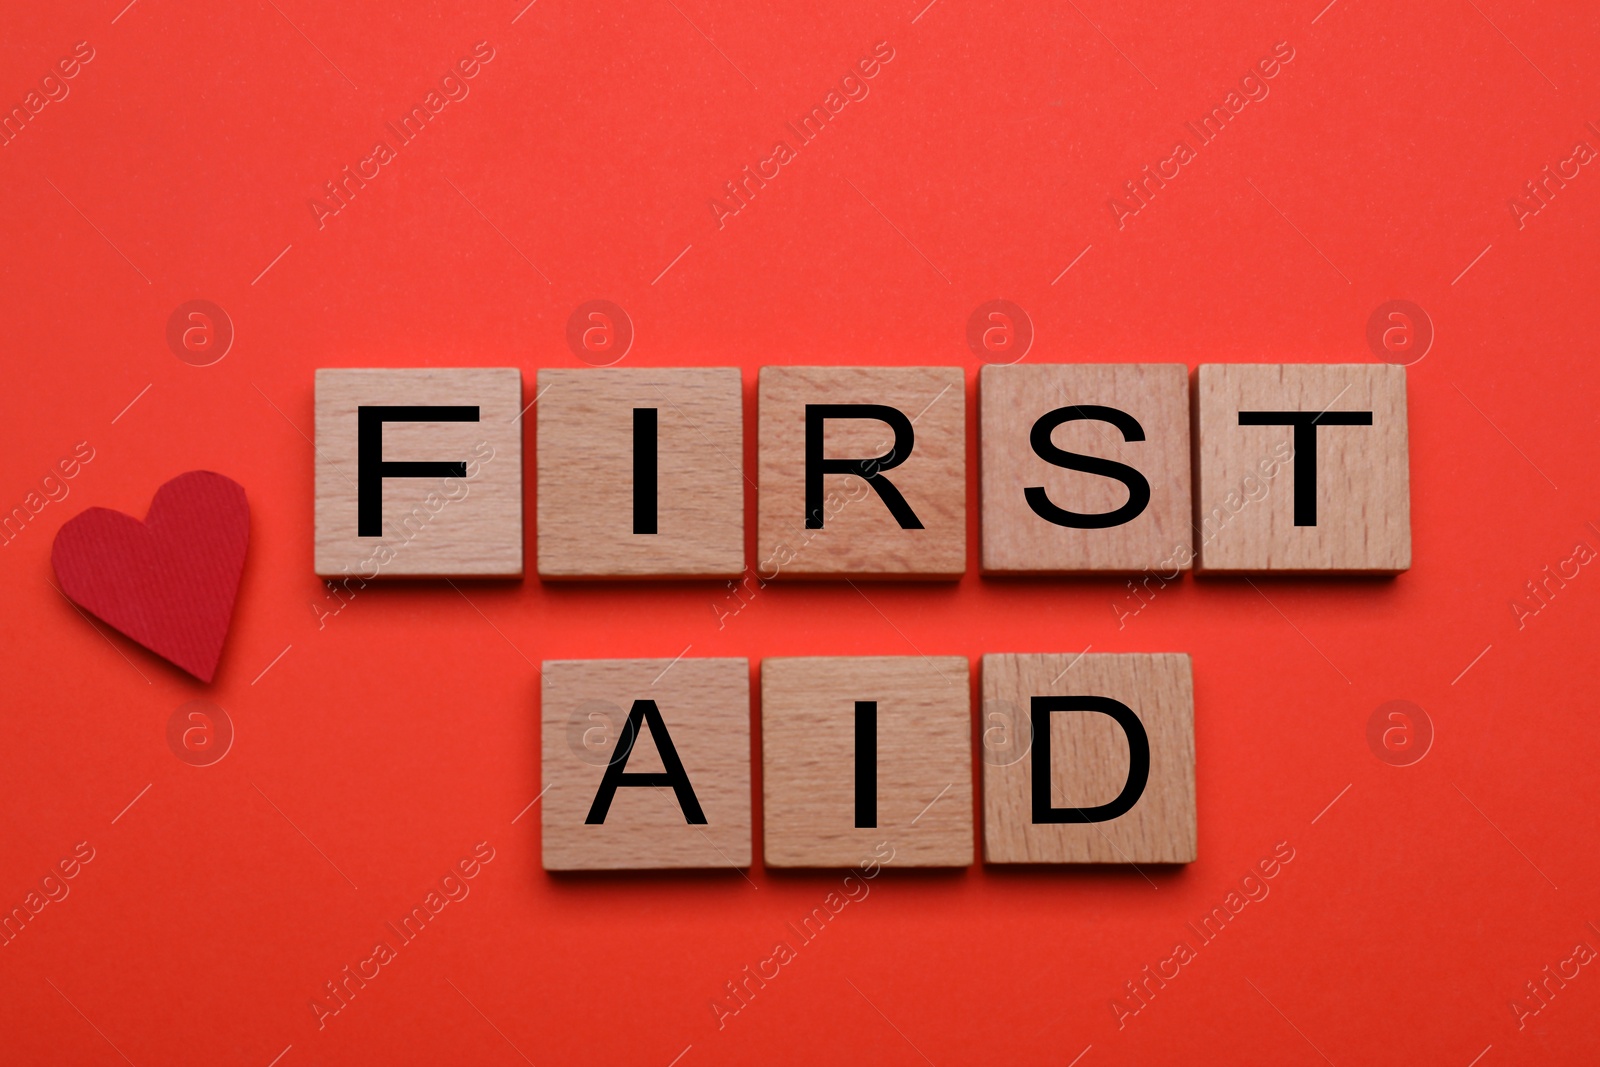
[1023,406,1151,529]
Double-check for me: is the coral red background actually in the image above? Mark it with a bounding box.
[2,1,1597,1064]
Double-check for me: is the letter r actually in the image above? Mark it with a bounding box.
[804,404,922,529]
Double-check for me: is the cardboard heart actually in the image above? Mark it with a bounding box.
[52,471,249,683]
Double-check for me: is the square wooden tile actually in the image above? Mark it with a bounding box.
[762,656,972,867]
[541,658,751,871]
[757,366,966,578]
[980,363,1192,574]
[982,653,1195,864]
[536,368,744,578]
[1195,363,1410,573]
[314,367,523,578]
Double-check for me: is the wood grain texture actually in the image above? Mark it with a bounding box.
[1195,363,1410,574]
[541,658,751,871]
[982,653,1195,864]
[980,363,1191,574]
[314,368,523,578]
[762,656,972,867]
[757,366,966,578]
[536,368,744,578]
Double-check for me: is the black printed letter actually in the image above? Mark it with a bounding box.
[855,700,877,828]
[1031,696,1149,824]
[585,699,706,824]
[805,404,921,530]
[1236,410,1372,525]
[357,405,479,536]
[1024,405,1151,529]
[633,407,658,535]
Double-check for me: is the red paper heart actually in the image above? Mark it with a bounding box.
[52,471,249,683]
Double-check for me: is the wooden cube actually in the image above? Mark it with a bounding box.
[541,658,751,871]
[536,368,744,578]
[757,367,966,578]
[1194,363,1410,573]
[982,653,1195,864]
[314,368,523,577]
[980,363,1191,574]
[761,656,972,867]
